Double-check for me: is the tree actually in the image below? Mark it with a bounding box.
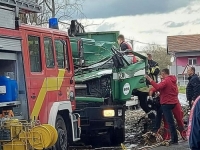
[142,45,171,70]
[20,0,85,25]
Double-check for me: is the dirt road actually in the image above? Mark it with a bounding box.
[153,140,190,150]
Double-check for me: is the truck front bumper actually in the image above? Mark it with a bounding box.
[78,105,125,135]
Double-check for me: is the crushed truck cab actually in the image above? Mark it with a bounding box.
[69,22,148,145]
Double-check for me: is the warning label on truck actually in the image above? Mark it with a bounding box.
[123,83,130,95]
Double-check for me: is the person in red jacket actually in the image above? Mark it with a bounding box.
[117,34,137,63]
[145,68,179,145]
[149,87,187,141]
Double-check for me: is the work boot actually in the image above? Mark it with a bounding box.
[169,141,179,145]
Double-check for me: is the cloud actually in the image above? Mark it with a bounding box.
[163,21,189,28]
[140,29,168,34]
[95,22,117,31]
[62,1,200,51]
[192,18,200,25]
[74,0,192,19]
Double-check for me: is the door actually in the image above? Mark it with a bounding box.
[54,38,69,101]
[42,34,59,116]
[25,33,47,122]
[54,36,75,105]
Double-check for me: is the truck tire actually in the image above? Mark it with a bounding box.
[110,128,125,145]
[55,115,68,150]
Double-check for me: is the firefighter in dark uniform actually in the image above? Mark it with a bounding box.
[147,53,160,83]
[136,53,160,120]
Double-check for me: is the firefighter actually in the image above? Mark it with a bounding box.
[134,53,159,119]
[117,34,137,63]
[147,53,160,83]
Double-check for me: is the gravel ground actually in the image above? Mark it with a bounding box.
[124,93,190,150]
[153,140,190,150]
[125,109,190,150]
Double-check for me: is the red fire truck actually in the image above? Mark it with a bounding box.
[0,0,80,150]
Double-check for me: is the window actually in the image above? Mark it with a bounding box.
[188,58,197,66]
[55,40,68,69]
[44,37,55,68]
[28,36,42,72]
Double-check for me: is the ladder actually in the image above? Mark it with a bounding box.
[0,0,42,13]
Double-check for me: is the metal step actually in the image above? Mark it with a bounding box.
[0,101,20,107]
[0,0,41,13]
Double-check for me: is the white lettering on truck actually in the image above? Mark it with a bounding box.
[123,83,130,95]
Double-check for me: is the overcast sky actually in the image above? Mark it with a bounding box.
[78,0,192,19]
[62,0,200,50]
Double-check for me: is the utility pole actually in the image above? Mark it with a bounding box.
[130,40,134,51]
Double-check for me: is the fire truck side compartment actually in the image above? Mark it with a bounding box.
[0,34,28,120]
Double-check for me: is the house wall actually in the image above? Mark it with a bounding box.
[176,56,200,66]
[169,51,200,86]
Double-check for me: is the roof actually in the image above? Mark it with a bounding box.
[167,34,200,53]
[20,24,68,37]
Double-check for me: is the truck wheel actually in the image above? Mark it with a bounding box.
[55,115,68,150]
[110,128,125,145]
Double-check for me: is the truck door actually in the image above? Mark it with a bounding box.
[25,32,47,122]
[54,37,71,102]
[42,34,58,119]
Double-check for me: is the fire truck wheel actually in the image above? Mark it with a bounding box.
[55,115,68,150]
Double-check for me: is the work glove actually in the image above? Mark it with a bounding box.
[147,96,153,101]
[155,92,160,97]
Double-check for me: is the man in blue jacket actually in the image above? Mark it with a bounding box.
[187,95,200,150]
[186,66,200,109]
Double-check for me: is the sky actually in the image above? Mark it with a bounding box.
[64,0,200,51]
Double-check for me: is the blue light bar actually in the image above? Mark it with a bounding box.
[49,18,59,29]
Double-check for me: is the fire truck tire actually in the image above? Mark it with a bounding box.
[110,128,125,145]
[55,115,68,150]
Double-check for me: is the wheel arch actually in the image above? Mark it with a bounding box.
[48,101,72,127]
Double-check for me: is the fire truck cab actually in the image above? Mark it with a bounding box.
[0,1,80,150]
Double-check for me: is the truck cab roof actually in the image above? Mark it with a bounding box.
[20,24,68,37]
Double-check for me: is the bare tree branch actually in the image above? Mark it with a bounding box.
[143,45,171,70]
[59,21,71,25]
[20,0,85,26]
[44,0,52,12]
[84,20,105,27]
[39,0,45,5]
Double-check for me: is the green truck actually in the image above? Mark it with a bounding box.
[68,20,148,145]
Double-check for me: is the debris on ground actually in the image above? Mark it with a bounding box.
[124,104,189,150]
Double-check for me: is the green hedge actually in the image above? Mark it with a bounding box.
[178,86,186,94]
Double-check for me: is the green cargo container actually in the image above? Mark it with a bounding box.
[70,36,118,67]
[75,31,119,43]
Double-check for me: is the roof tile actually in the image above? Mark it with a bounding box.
[167,34,200,52]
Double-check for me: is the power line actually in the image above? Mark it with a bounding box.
[125,38,166,47]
